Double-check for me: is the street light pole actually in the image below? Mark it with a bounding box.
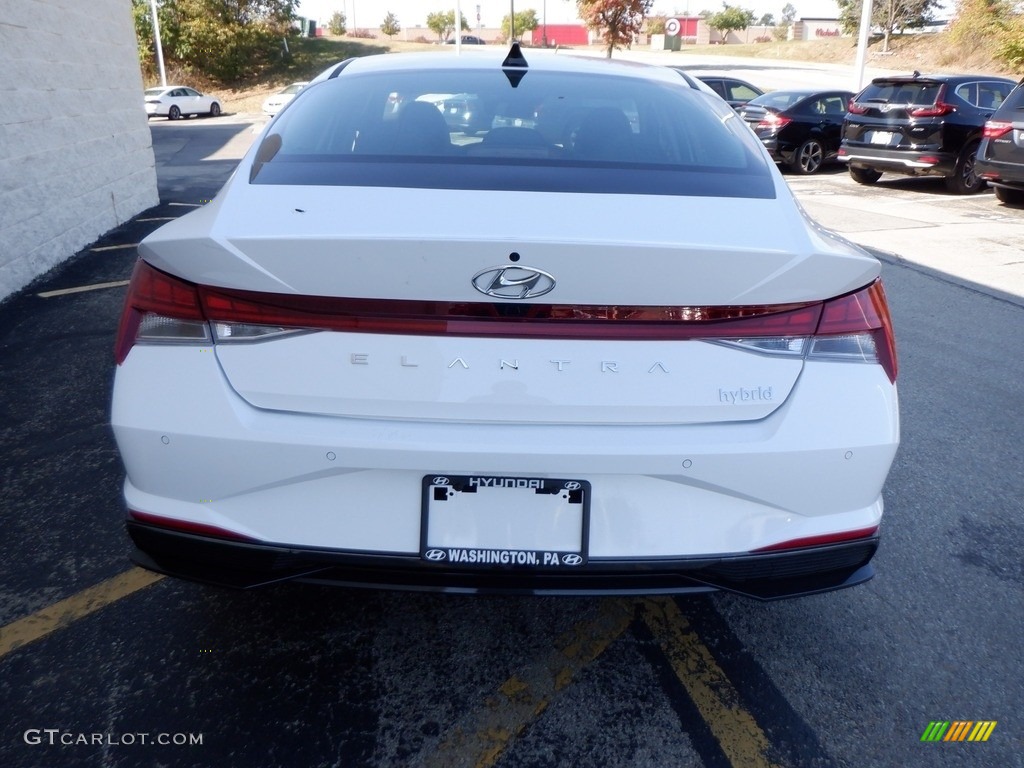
[149,0,166,87]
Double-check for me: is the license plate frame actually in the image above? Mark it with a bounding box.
[420,474,590,569]
[870,130,895,145]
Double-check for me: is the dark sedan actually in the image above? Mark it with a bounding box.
[696,76,764,110]
[738,89,854,174]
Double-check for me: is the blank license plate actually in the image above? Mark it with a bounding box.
[870,131,894,145]
[421,475,590,568]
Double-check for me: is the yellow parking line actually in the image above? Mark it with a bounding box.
[37,280,130,298]
[426,598,634,768]
[640,597,781,768]
[0,568,164,658]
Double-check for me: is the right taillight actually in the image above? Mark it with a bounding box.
[983,120,1014,140]
[812,280,898,383]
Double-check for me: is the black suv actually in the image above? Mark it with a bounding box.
[839,73,1017,194]
[976,78,1024,205]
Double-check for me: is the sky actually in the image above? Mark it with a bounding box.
[294,0,847,30]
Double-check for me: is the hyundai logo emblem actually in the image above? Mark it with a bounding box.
[472,265,556,300]
[561,554,583,566]
[424,549,447,561]
[432,477,450,486]
[564,481,582,491]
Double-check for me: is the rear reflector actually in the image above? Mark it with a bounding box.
[754,526,879,552]
[115,261,897,381]
[128,510,257,542]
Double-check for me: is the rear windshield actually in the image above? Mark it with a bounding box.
[859,81,942,106]
[747,91,809,111]
[250,67,775,198]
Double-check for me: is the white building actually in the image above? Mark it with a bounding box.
[0,0,159,300]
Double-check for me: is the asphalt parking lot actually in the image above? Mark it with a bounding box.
[1,107,1022,767]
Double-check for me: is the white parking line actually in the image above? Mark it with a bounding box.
[89,244,138,252]
[37,280,130,298]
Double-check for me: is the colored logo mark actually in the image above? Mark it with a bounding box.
[920,721,997,742]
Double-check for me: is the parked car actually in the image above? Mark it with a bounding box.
[144,86,222,120]
[839,72,1017,194]
[976,78,1024,205]
[262,82,307,116]
[446,35,486,44]
[738,89,854,174]
[113,47,899,601]
[666,67,736,101]
[695,75,764,110]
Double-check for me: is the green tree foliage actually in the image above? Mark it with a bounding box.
[950,0,1024,68]
[707,5,756,40]
[948,0,1012,47]
[759,13,776,25]
[426,10,470,41]
[647,14,668,34]
[133,0,298,83]
[328,11,347,35]
[780,2,796,24]
[501,9,540,41]
[836,0,939,51]
[577,0,655,58]
[380,11,401,38]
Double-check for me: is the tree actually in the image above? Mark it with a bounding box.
[132,0,299,83]
[426,9,469,41]
[758,13,776,25]
[707,5,756,42]
[836,0,939,51]
[772,2,796,41]
[328,11,347,35]
[501,9,540,41]
[380,11,401,38]
[577,0,655,58]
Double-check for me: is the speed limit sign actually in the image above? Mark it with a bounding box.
[665,18,681,36]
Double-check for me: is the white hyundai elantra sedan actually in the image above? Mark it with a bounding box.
[112,47,899,600]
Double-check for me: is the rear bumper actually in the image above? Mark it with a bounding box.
[839,146,956,175]
[127,521,879,601]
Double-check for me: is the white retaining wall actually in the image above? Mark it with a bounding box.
[0,0,158,300]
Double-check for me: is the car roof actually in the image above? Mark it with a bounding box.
[313,50,690,88]
[870,73,1017,85]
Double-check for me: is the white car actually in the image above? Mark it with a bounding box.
[113,48,900,600]
[262,82,308,116]
[144,85,222,120]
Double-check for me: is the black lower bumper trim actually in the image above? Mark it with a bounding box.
[127,522,878,601]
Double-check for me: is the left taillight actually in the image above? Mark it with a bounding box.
[983,120,1014,140]
[812,280,898,383]
[115,260,209,364]
[757,112,791,131]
